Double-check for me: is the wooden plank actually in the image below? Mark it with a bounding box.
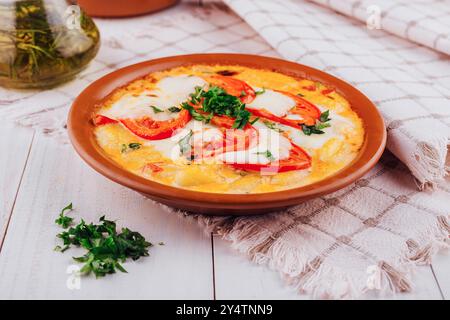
[0,123,34,247]
[0,134,213,299]
[213,236,443,299]
[431,253,450,300]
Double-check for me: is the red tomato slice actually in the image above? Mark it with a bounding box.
[184,107,258,159]
[193,115,259,159]
[321,88,335,95]
[120,109,192,140]
[230,142,311,173]
[93,114,118,126]
[246,90,321,128]
[280,91,321,126]
[205,75,256,103]
[302,84,316,91]
[142,163,164,174]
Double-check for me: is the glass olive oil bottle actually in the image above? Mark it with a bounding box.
[0,0,100,89]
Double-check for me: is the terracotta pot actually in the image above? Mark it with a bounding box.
[77,0,179,18]
[67,54,386,215]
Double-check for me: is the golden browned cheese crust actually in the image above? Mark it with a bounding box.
[94,64,364,194]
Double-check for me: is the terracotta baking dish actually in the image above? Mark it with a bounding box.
[67,54,386,215]
[77,0,179,18]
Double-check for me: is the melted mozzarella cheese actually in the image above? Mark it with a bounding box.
[157,75,206,104]
[287,110,355,150]
[144,121,221,161]
[217,126,292,165]
[247,89,295,117]
[101,75,206,121]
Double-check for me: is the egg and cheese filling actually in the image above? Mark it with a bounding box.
[93,65,364,194]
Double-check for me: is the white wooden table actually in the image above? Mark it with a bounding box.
[0,122,448,300]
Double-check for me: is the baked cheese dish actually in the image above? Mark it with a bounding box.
[93,65,364,194]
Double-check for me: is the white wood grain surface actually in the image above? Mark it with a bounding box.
[0,126,448,299]
[0,133,212,299]
[0,123,34,247]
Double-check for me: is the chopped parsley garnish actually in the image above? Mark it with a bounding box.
[149,105,163,113]
[182,85,251,129]
[55,203,73,229]
[167,106,181,113]
[121,142,142,153]
[255,88,266,95]
[189,86,205,105]
[250,117,259,125]
[240,90,247,97]
[181,103,212,123]
[255,150,275,161]
[263,120,284,133]
[55,203,153,278]
[302,110,331,135]
[178,130,193,158]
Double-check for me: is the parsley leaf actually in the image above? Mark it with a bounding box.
[189,86,205,104]
[302,110,332,135]
[55,205,153,278]
[178,130,193,158]
[250,117,259,125]
[167,106,181,113]
[149,105,163,113]
[255,150,275,161]
[121,143,142,153]
[263,120,284,133]
[320,110,331,122]
[55,203,73,229]
[181,102,211,122]
[255,88,266,95]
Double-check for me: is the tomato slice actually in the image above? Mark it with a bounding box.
[120,109,192,140]
[280,91,321,126]
[191,114,259,159]
[246,90,321,128]
[205,75,256,103]
[230,142,311,173]
[302,84,316,91]
[93,114,118,126]
[142,163,164,174]
[321,88,335,95]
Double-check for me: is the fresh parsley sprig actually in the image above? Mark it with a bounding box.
[182,85,251,129]
[55,203,73,229]
[55,204,153,278]
[302,110,331,135]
